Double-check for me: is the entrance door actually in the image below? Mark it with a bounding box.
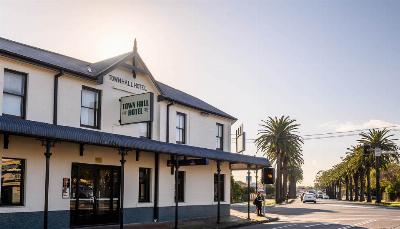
[70,163,120,227]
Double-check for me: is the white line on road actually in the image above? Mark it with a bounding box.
[272,224,297,229]
[337,219,376,229]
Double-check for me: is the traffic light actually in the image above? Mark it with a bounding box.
[262,167,274,184]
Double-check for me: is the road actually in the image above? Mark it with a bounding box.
[237,199,400,229]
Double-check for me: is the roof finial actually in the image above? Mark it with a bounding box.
[133,38,138,54]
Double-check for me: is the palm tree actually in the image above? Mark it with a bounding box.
[255,116,303,203]
[288,165,303,198]
[358,128,398,202]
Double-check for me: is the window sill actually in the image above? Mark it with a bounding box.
[0,205,25,208]
[80,124,100,130]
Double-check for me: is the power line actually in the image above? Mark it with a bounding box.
[231,125,400,142]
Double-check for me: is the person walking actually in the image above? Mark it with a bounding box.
[254,192,264,216]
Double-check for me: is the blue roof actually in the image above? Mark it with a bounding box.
[0,116,268,167]
[156,81,236,120]
[0,37,236,120]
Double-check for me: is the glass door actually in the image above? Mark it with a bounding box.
[71,163,120,227]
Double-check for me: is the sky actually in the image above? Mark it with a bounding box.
[1,0,400,186]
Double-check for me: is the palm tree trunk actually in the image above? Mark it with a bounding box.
[349,176,353,201]
[360,168,365,202]
[345,176,349,201]
[275,150,282,204]
[354,173,359,201]
[337,180,342,200]
[282,155,288,201]
[366,166,372,202]
[289,175,297,198]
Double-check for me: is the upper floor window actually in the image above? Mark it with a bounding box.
[2,69,27,118]
[176,112,186,144]
[1,158,25,206]
[80,86,101,129]
[216,123,224,150]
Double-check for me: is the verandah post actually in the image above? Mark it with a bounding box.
[119,148,128,229]
[217,160,221,224]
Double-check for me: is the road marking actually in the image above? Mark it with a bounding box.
[304,223,334,227]
[329,204,376,209]
[272,224,297,229]
[337,219,376,229]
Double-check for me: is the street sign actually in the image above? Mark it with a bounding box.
[375,148,382,156]
[246,175,252,183]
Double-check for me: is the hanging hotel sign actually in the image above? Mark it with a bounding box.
[120,92,153,125]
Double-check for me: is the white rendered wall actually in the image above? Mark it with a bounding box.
[0,136,230,213]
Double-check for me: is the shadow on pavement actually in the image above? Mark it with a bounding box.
[231,204,336,216]
[243,222,367,229]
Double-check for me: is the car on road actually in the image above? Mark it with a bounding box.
[323,194,329,199]
[303,193,317,203]
[317,191,323,198]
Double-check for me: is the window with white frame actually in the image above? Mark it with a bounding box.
[176,112,186,144]
[216,123,224,150]
[2,69,27,118]
[80,86,101,129]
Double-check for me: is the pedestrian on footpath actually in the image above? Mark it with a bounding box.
[254,192,264,216]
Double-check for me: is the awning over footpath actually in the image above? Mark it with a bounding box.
[0,116,268,168]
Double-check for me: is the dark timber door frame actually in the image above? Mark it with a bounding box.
[70,163,121,227]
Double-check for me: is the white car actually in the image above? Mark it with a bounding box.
[323,194,329,199]
[303,193,317,203]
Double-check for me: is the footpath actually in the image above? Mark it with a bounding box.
[87,200,298,229]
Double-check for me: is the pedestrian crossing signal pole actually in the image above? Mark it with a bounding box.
[375,148,382,204]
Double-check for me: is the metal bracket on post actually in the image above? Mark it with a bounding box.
[79,143,84,156]
[136,150,140,161]
[3,133,9,149]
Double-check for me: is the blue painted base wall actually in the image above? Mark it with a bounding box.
[0,204,230,228]
[0,210,69,229]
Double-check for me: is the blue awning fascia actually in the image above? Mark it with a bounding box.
[0,116,269,167]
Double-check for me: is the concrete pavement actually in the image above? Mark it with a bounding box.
[236,199,400,229]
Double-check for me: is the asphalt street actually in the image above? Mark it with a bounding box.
[235,199,400,229]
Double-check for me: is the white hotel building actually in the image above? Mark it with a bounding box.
[0,37,268,228]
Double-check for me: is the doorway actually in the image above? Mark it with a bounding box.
[70,163,120,227]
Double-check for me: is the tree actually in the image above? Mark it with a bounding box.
[255,116,303,203]
[358,129,398,202]
[288,165,303,198]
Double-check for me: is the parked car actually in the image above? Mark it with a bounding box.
[323,194,329,199]
[303,193,317,203]
[317,192,323,199]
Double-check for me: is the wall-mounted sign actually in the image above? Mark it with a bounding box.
[109,74,147,92]
[235,124,246,153]
[120,92,153,125]
[62,178,70,199]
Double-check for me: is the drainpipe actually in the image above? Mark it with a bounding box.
[53,70,64,125]
[166,101,175,175]
[166,101,174,143]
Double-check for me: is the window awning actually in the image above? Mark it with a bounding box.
[0,116,269,168]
